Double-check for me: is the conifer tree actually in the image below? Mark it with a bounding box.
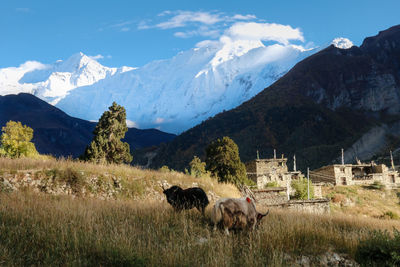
[0,120,38,158]
[82,102,132,164]
[205,136,249,185]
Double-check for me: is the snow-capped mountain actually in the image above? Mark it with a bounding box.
[0,42,316,134]
[0,52,133,105]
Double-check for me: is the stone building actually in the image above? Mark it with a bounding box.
[246,151,302,189]
[310,161,400,188]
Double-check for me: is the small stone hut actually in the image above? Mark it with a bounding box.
[246,151,302,189]
[310,161,400,188]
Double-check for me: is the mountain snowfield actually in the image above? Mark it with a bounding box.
[0,38,349,134]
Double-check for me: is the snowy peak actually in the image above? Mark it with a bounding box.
[56,52,110,74]
[1,52,129,105]
[210,38,264,68]
[331,37,354,49]
[1,45,316,134]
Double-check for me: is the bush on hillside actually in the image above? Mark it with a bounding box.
[291,178,314,200]
[367,181,385,190]
[189,156,207,178]
[265,181,279,188]
[355,229,400,266]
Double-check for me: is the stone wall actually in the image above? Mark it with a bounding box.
[264,199,330,214]
[253,188,288,205]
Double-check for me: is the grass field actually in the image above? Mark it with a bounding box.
[1,158,400,266]
[0,191,399,266]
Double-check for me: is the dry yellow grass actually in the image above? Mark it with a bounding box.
[0,157,241,200]
[0,191,399,266]
[2,158,400,265]
[323,185,400,219]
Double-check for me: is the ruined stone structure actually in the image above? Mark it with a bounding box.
[310,162,400,188]
[246,152,302,189]
[266,199,330,214]
[252,187,288,205]
[251,187,329,214]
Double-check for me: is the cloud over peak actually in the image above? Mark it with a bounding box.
[226,22,304,45]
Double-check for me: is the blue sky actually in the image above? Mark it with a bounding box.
[1,0,399,68]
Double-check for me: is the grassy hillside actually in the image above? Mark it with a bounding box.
[323,185,400,219]
[1,191,400,266]
[1,158,400,265]
[0,157,239,200]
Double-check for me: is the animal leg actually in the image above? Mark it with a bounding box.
[224,227,230,235]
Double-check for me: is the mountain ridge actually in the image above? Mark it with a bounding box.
[0,93,175,157]
[149,24,400,171]
[0,40,318,133]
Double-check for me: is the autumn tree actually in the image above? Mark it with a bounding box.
[81,102,132,164]
[205,136,249,185]
[0,120,38,158]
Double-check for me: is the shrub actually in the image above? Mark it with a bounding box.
[368,181,385,190]
[265,181,279,188]
[381,211,399,220]
[355,229,400,266]
[61,168,85,194]
[189,156,207,178]
[159,166,171,173]
[291,178,314,200]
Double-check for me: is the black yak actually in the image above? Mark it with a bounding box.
[162,185,209,215]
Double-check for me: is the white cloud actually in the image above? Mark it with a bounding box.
[331,37,354,49]
[137,10,304,46]
[158,10,172,16]
[231,14,256,20]
[126,120,138,128]
[156,11,222,29]
[137,20,151,30]
[226,22,304,45]
[120,27,130,32]
[21,61,48,70]
[88,54,104,60]
[195,40,220,48]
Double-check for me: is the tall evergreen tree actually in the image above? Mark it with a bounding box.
[205,136,249,185]
[82,102,132,164]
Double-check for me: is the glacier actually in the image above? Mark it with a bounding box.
[0,40,318,134]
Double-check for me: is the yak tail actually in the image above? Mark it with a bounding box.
[211,202,223,226]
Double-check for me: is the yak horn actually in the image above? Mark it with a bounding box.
[160,183,166,191]
[263,210,270,217]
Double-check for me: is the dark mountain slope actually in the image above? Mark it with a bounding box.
[0,93,175,157]
[151,25,400,171]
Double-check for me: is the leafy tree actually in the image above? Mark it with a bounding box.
[82,102,132,164]
[205,136,249,185]
[291,178,314,200]
[0,121,38,158]
[189,156,207,178]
